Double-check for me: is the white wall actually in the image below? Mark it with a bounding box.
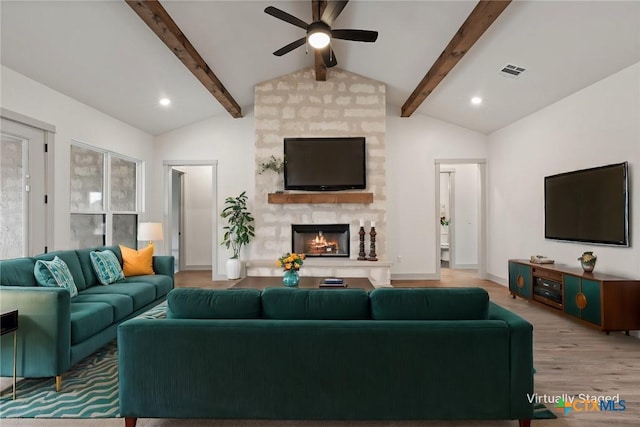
[488,62,640,281]
[1,66,154,250]
[386,111,488,278]
[152,111,255,277]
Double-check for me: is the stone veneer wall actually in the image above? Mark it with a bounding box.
[252,67,386,262]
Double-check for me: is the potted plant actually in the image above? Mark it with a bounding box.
[220,191,255,279]
[258,155,285,192]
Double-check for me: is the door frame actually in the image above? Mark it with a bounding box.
[434,159,487,280]
[1,108,55,255]
[164,160,217,278]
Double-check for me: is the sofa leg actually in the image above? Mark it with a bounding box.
[519,419,531,427]
[55,375,62,392]
[125,417,137,427]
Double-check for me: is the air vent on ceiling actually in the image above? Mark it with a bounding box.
[500,64,526,78]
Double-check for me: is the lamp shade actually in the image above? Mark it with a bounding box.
[138,222,164,242]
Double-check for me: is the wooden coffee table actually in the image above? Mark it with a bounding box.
[232,276,374,290]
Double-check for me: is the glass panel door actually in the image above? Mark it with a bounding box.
[0,135,26,259]
[1,118,47,258]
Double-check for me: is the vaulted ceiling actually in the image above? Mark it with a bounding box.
[2,1,639,135]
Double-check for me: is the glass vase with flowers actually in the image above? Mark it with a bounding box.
[276,252,305,287]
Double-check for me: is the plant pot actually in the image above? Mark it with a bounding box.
[282,269,300,287]
[581,262,596,273]
[226,258,242,280]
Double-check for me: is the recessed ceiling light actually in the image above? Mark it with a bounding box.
[471,97,482,105]
[159,98,171,106]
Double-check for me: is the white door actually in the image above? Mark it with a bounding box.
[0,118,47,258]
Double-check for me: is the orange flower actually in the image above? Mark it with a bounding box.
[277,252,304,271]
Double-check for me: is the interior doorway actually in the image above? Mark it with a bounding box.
[0,116,53,258]
[435,160,486,280]
[164,161,217,278]
[439,169,454,268]
[170,168,185,271]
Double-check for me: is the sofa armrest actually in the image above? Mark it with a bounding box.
[0,286,71,377]
[489,302,534,419]
[152,256,175,281]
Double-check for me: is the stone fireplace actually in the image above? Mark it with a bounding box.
[248,67,390,286]
[292,224,350,258]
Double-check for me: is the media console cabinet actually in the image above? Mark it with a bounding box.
[508,260,640,335]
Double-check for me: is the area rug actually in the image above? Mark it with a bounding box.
[0,302,167,419]
[1,301,555,420]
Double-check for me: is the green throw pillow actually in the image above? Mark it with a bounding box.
[90,250,125,285]
[34,256,79,297]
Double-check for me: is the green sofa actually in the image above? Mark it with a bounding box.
[0,246,174,390]
[118,287,533,426]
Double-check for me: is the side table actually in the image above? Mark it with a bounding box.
[1,309,18,400]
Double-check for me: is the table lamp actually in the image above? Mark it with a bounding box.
[137,222,164,247]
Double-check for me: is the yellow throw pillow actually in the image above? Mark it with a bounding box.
[120,244,155,277]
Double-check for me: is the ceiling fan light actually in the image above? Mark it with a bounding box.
[307,21,331,49]
[308,31,330,49]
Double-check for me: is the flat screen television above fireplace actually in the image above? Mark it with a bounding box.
[544,162,629,246]
[284,137,366,191]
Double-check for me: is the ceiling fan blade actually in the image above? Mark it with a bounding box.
[332,29,378,43]
[273,37,307,56]
[321,47,338,68]
[321,1,348,25]
[264,6,309,30]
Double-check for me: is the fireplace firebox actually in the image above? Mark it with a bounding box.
[291,224,350,258]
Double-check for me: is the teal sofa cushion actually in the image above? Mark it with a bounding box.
[72,293,133,321]
[167,288,261,319]
[0,258,37,287]
[34,251,87,291]
[261,288,370,320]
[123,275,172,299]
[80,282,155,311]
[76,246,122,289]
[370,287,489,320]
[34,256,79,298]
[70,302,113,345]
[89,250,125,285]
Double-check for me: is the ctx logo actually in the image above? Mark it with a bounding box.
[555,398,626,415]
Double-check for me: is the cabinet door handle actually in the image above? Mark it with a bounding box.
[516,275,525,289]
[576,292,588,309]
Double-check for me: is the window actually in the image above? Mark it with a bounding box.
[70,143,142,249]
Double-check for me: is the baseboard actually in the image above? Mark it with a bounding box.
[181,265,212,271]
[450,263,478,270]
[391,273,439,281]
[487,273,508,287]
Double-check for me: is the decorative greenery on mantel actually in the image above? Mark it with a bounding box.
[258,156,284,174]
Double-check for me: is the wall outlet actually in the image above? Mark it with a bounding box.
[396,256,401,263]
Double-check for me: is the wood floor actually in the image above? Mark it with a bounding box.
[175,268,640,426]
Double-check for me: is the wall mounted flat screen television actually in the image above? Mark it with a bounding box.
[284,137,366,191]
[544,162,629,246]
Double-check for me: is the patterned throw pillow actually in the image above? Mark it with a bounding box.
[120,244,155,277]
[90,250,125,285]
[34,256,79,297]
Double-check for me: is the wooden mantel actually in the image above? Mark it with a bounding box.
[268,192,374,204]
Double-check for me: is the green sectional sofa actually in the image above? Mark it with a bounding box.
[0,246,173,390]
[118,287,534,427]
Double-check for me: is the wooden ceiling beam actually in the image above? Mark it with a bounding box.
[401,0,511,117]
[312,0,327,81]
[125,0,242,118]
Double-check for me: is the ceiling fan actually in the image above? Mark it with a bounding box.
[264,0,378,68]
